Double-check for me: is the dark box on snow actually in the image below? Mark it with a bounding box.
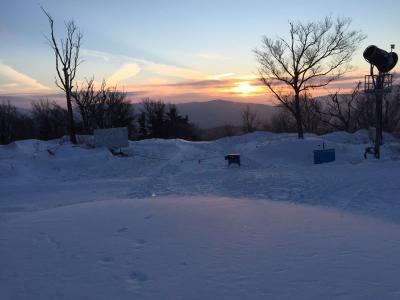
[313,149,335,164]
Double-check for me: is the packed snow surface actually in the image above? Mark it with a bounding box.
[1,131,400,299]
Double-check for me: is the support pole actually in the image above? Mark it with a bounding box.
[374,72,384,159]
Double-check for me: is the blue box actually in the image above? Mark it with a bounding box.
[313,149,335,164]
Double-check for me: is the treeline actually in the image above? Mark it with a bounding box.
[0,100,73,143]
[3,82,400,145]
[138,99,196,140]
[0,80,197,144]
[263,83,400,135]
[236,82,400,137]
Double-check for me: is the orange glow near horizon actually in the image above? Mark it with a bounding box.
[103,73,365,106]
[15,71,367,107]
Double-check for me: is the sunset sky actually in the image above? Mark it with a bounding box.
[1,0,400,106]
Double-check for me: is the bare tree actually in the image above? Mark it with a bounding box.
[0,101,35,144]
[32,100,69,140]
[300,94,323,133]
[42,7,82,144]
[264,94,323,134]
[0,101,18,144]
[383,86,400,132]
[72,78,100,133]
[72,79,134,133]
[264,108,297,133]
[241,105,258,133]
[315,82,400,133]
[317,82,362,132]
[99,85,133,129]
[255,16,365,138]
[354,88,400,133]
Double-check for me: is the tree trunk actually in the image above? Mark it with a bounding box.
[66,91,77,144]
[294,91,304,139]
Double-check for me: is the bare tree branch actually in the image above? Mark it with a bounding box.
[41,6,83,144]
[241,105,258,133]
[255,16,366,138]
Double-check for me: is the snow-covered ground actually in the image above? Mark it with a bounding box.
[1,131,400,299]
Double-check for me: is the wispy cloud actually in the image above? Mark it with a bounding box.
[193,52,232,61]
[80,49,114,62]
[143,61,204,80]
[208,73,235,80]
[107,63,141,85]
[81,49,130,63]
[82,49,205,81]
[0,60,51,94]
[120,77,268,103]
[76,49,365,104]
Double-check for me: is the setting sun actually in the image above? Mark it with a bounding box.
[233,81,258,95]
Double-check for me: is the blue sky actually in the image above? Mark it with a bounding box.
[1,0,399,104]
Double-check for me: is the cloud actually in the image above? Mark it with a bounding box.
[80,49,114,62]
[82,49,206,81]
[143,61,204,80]
[147,78,169,85]
[107,63,141,85]
[193,53,232,61]
[121,71,368,105]
[81,49,130,62]
[121,76,267,102]
[73,49,368,104]
[209,73,235,80]
[0,61,51,94]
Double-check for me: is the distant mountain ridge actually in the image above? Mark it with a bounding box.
[175,100,278,129]
[2,95,278,130]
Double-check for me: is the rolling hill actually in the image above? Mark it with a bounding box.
[175,100,278,129]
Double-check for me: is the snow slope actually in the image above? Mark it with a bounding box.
[2,197,400,300]
[1,131,400,220]
[1,131,400,299]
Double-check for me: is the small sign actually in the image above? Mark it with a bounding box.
[94,127,128,149]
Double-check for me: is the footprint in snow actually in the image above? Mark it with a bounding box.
[99,256,114,264]
[116,227,128,233]
[128,271,148,282]
[134,239,147,249]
